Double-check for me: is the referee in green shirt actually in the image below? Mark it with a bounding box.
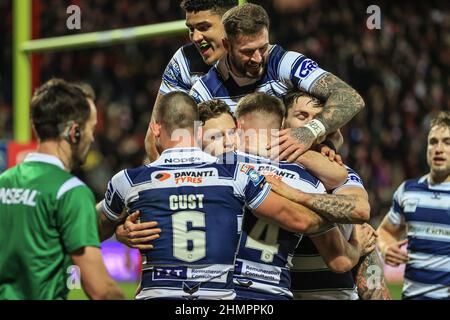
[0,79,124,300]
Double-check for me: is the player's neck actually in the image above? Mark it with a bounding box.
[162,137,200,151]
[428,171,450,185]
[37,140,72,171]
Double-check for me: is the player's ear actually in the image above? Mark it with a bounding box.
[196,124,203,144]
[236,118,243,130]
[150,122,161,138]
[222,37,230,53]
[280,117,286,130]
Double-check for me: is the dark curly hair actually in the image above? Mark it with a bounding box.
[180,0,238,16]
[198,99,235,125]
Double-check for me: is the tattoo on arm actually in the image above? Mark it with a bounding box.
[309,194,359,223]
[355,250,392,300]
[311,73,365,133]
[291,126,316,147]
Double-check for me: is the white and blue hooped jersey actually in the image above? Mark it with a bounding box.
[388,175,450,300]
[160,43,211,95]
[189,44,328,113]
[101,148,271,300]
[232,151,326,300]
[291,166,365,300]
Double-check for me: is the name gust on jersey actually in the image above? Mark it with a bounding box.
[0,188,38,206]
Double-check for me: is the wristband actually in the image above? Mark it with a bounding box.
[304,119,326,139]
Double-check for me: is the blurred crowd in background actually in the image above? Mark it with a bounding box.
[1,0,449,224]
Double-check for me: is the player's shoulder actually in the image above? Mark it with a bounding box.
[215,151,256,178]
[180,43,211,75]
[278,160,324,187]
[193,62,223,91]
[403,175,428,191]
[268,44,299,69]
[343,165,364,183]
[116,165,156,187]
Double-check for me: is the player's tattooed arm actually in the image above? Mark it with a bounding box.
[310,73,365,134]
[265,176,370,224]
[271,74,364,161]
[307,193,369,223]
[355,250,392,300]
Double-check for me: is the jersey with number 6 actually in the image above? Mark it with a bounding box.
[101,148,271,300]
[232,151,327,300]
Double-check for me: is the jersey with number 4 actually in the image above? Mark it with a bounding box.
[291,166,365,300]
[189,44,328,113]
[232,151,326,300]
[101,148,271,300]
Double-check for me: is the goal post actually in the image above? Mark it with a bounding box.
[13,0,247,143]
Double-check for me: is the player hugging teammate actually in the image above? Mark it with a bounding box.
[93,1,395,301]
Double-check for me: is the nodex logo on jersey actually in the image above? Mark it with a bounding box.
[295,59,318,79]
[152,267,188,281]
[165,157,202,164]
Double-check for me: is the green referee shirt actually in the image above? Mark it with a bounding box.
[0,153,100,300]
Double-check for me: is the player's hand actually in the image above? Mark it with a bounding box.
[316,144,344,165]
[265,175,302,202]
[353,223,378,256]
[383,239,409,267]
[115,210,161,250]
[268,127,315,163]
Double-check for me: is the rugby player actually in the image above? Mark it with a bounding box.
[278,90,390,299]
[377,111,450,300]
[96,92,335,299]
[190,3,365,160]
[145,0,238,162]
[232,92,375,300]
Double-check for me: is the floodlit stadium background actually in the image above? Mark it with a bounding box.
[1,0,449,299]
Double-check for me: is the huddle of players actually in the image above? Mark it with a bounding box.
[95,1,392,300]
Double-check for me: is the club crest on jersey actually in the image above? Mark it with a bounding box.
[247,168,264,186]
[294,59,318,79]
[404,198,419,213]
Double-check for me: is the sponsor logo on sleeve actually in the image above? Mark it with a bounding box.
[105,182,114,204]
[247,168,265,186]
[348,173,363,185]
[294,59,318,79]
[162,60,181,86]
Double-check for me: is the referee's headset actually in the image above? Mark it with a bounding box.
[59,120,81,145]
